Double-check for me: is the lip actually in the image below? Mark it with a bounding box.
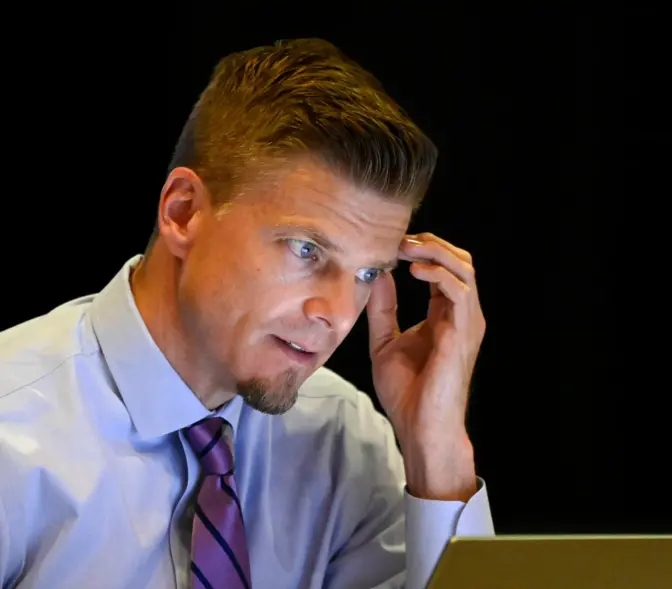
[273,335,320,354]
[272,336,318,365]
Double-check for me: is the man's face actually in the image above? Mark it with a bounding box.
[177,160,412,414]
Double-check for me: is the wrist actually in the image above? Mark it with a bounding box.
[400,432,477,502]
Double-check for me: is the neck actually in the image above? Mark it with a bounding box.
[130,243,236,410]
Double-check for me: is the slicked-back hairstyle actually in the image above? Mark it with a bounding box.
[166,38,437,218]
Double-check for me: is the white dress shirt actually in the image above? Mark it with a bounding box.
[0,256,494,589]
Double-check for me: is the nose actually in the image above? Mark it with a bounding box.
[303,274,360,334]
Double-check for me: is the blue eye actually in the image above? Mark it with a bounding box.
[356,268,382,284]
[287,239,319,260]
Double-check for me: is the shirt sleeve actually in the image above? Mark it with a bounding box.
[0,495,9,588]
[324,391,495,589]
[405,478,495,589]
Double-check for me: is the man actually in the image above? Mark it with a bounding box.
[0,39,494,589]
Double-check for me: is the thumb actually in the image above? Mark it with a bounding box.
[367,272,400,356]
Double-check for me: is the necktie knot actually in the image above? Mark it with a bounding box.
[185,417,234,475]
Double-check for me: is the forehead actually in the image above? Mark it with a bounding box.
[243,160,413,242]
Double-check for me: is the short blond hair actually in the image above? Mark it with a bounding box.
[168,38,437,210]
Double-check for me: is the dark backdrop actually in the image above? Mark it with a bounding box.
[2,9,660,534]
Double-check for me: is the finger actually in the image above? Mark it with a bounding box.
[366,271,401,355]
[409,261,471,305]
[402,234,474,270]
[413,232,473,264]
[401,237,475,286]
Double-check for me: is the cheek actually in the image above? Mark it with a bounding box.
[180,248,255,330]
[234,262,308,323]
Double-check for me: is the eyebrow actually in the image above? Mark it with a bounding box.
[277,223,345,254]
[275,222,399,271]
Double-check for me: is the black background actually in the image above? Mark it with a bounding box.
[2,8,663,535]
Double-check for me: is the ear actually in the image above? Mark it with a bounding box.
[157,167,210,260]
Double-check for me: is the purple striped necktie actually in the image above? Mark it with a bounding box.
[185,417,252,589]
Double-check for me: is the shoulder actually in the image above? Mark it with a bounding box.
[240,365,404,493]
[240,366,398,466]
[0,297,102,586]
[296,366,391,431]
[0,295,105,473]
[0,294,98,401]
[281,368,405,541]
[296,365,361,404]
[288,367,401,472]
[0,295,108,474]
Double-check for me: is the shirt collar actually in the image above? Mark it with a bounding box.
[89,255,244,440]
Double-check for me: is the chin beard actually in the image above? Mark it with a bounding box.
[236,371,300,415]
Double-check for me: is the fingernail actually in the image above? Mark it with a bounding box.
[404,237,423,245]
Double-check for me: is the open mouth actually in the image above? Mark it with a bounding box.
[272,336,317,363]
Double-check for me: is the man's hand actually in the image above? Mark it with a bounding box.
[367,233,486,502]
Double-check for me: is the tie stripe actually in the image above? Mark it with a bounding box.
[220,477,244,518]
[186,417,252,589]
[195,503,251,589]
[198,427,223,459]
[191,562,215,589]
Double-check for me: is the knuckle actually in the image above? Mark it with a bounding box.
[457,285,471,303]
[438,265,452,279]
